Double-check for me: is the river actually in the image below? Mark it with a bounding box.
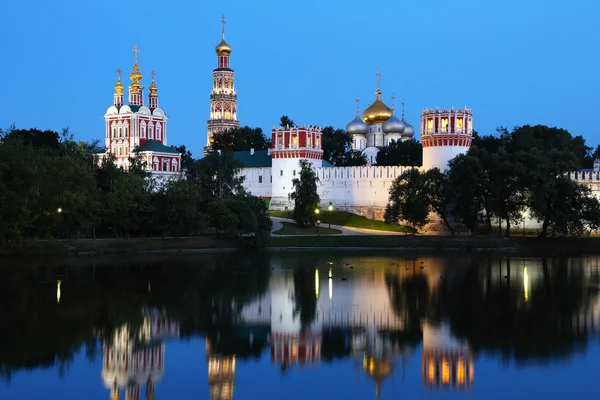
[1,251,599,399]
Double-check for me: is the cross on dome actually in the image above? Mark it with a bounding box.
[391,92,395,110]
[376,69,381,90]
[151,70,156,81]
[222,15,226,37]
[355,95,360,116]
[402,98,405,118]
[132,45,140,64]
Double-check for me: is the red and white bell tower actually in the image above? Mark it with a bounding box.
[270,125,323,209]
[205,15,240,154]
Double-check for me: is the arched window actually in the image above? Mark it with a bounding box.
[171,158,178,171]
[156,125,161,141]
[141,123,147,139]
[149,123,155,140]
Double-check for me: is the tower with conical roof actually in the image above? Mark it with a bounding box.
[205,15,240,154]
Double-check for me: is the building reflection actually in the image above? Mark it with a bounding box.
[235,256,472,397]
[206,339,236,400]
[421,323,474,390]
[101,309,179,400]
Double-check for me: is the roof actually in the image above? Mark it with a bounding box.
[233,149,334,168]
[138,140,180,154]
[234,150,272,168]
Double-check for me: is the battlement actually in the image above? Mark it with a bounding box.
[271,125,323,159]
[420,106,473,137]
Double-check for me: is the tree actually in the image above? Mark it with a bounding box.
[592,144,600,161]
[190,150,244,199]
[424,168,455,234]
[337,150,367,167]
[211,126,270,152]
[385,169,429,229]
[170,144,194,177]
[154,179,205,238]
[376,139,423,166]
[321,126,352,165]
[448,154,493,234]
[279,115,296,127]
[289,160,320,227]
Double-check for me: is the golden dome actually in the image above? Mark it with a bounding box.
[216,37,232,55]
[362,90,393,125]
[129,63,143,90]
[149,70,158,95]
[114,69,124,94]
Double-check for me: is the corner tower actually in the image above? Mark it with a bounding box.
[205,15,240,154]
[421,106,473,171]
[270,125,323,210]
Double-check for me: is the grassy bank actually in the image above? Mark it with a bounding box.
[268,235,600,255]
[269,210,416,233]
[273,222,342,235]
[3,235,600,257]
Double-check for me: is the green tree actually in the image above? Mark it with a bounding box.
[211,126,270,151]
[289,160,320,227]
[424,168,455,234]
[190,150,244,198]
[337,150,367,166]
[448,153,493,234]
[279,115,296,127]
[170,144,195,177]
[321,126,352,165]
[154,179,205,238]
[385,169,429,229]
[376,139,423,166]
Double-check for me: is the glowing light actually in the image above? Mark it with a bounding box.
[457,359,465,385]
[56,280,61,303]
[428,360,435,382]
[328,268,333,300]
[314,208,320,215]
[57,208,62,213]
[523,266,529,302]
[441,359,450,384]
[315,269,319,298]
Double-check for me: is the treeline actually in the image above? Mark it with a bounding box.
[385,125,600,237]
[0,127,271,246]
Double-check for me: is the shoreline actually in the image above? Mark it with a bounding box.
[1,235,600,257]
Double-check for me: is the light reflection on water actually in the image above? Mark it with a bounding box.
[1,253,600,399]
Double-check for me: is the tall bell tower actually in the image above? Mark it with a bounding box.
[205,15,240,155]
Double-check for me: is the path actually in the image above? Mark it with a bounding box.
[270,217,407,236]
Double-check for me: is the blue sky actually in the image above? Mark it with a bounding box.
[1,0,598,157]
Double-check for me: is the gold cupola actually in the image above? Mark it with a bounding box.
[149,70,158,95]
[362,89,393,125]
[129,46,143,90]
[114,68,124,94]
[362,69,393,125]
[216,15,232,54]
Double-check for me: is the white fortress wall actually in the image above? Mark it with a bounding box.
[422,145,470,171]
[238,167,272,198]
[315,165,417,218]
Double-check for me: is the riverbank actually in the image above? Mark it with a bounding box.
[2,235,600,257]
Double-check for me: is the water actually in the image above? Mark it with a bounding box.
[1,252,600,399]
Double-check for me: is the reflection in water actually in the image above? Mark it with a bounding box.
[207,339,236,400]
[2,254,600,399]
[102,309,179,400]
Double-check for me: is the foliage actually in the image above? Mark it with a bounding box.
[279,115,296,127]
[424,168,456,234]
[0,127,272,248]
[376,139,423,166]
[321,126,352,165]
[289,160,320,227]
[211,126,270,152]
[385,169,430,229]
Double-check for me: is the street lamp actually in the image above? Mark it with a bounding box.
[315,208,320,234]
[57,208,62,213]
[327,202,333,229]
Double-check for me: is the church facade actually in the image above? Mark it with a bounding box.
[96,47,182,181]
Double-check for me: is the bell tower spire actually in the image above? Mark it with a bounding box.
[114,68,124,107]
[205,16,240,154]
[128,45,144,106]
[148,70,158,109]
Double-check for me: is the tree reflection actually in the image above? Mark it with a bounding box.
[292,267,318,331]
[441,256,593,363]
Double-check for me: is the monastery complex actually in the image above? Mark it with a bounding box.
[97,17,600,226]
